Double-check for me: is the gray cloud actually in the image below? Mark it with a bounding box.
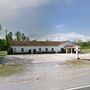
[0,0,76,39]
[0,0,74,21]
[0,0,59,21]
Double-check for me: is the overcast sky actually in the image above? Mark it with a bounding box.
[0,0,90,41]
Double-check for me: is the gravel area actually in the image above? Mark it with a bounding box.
[4,54,77,64]
[0,54,90,90]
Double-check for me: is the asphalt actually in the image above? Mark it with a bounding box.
[75,87,90,90]
[66,86,90,90]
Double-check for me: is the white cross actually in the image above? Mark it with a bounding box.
[75,46,80,60]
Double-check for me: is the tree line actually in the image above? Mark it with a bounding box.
[0,31,30,50]
[0,31,90,51]
[75,41,90,49]
[7,31,30,41]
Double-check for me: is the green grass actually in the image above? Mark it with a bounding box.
[0,64,23,76]
[0,51,24,76]
[0,51,23,76]
[0,51,7,56]
[0,51,7,64]
[81,49,90,53]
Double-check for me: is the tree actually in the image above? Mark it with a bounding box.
[7,32,13,41]
[26,36,30,41]
[7,47,13,55]
[0,39,6,50]
[15,31,21,41]
[21,33,27,41]
[33,40,37,42]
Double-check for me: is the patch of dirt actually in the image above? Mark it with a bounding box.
[64,60,90,68]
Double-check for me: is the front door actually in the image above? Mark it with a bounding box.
[29,49,31,54]
[33,49,37,54]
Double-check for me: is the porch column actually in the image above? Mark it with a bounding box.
[71,48,73,54]
[31,50,33,54]
[66,48,68,53]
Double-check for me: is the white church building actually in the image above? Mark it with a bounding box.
[8,40,80,54]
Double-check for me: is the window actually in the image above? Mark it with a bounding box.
[46,48,48,52]
[21,48,24,52]
[29,49,31,54]
[39,48,41,52]
[33,49,37,54]
[52,48,54,52]
[13,48,16,52]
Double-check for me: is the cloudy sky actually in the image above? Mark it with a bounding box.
[0,0,90,41]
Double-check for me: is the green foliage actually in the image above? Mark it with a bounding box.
[7,47,13,55]
[15,31,30,41]
[61,48,66,53]
[15,31,22,41]
[81,49,90,53]
[0,64,23,76]
[7,32,13,41]
[0,51,7,56]
[75,41,90,49]
[0,51,7,64]
[0,39,7,50]
[0,31,31,51]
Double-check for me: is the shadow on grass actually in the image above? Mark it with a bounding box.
[0,56,28,77]
[2,57,34,65]
[0,56,5,64]
[0,64,23,77]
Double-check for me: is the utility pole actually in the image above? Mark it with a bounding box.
[0,24,2,31]
[0,24,8,47]
[0,25,7,40]
[5,30,8,46]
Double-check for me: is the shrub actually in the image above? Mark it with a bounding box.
[61,48,66,53]
[7,47,13,55]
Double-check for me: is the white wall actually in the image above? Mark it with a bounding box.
[11,46,63,53]
[11,41,75,54]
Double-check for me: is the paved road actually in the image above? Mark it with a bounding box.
[75,87,90,90]
[66,85,90,90]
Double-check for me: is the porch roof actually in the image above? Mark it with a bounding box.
[65,45,80,48]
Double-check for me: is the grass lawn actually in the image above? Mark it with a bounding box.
[0,51,23,76]
[0,51,7,56]
[0,64,23,76]
[81,49,90,53]
[0,51,7,64]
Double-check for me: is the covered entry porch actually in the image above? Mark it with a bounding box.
[65,45,80,53]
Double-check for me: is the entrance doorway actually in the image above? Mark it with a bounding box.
[33,49,37,54]
[29,49,31,54]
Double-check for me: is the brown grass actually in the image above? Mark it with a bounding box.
[0,64,23,77]
[64,60,90,67]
